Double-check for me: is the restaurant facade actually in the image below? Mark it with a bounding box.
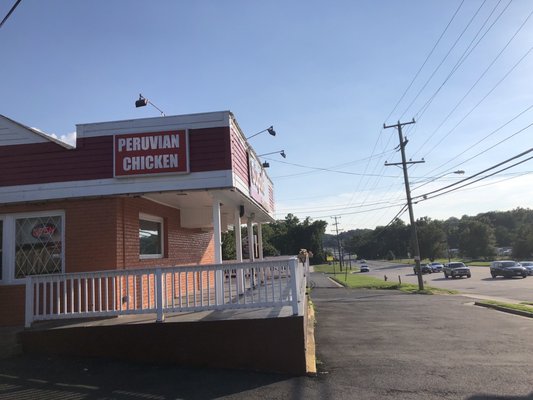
[0,111,277,327]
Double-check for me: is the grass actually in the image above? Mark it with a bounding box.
[390,258,492,267]
[479,300,533,315]
[312,263,457,295]
[330,271,457,295]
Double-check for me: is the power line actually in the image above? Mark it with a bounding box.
[373,204,409,238]
[417,154,533,202]
[424,116,533,181]
[276,198,405,213]
[268,150,397,179]
[383,0,466,124]
[0,0,22,29]
[414,7,533,159]
[292,203,408,220]
[413,110,533,189]
[413,0,512,123]
[414,147,533,200]
[398,0,488,120]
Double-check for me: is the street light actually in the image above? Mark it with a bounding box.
[246,126,276,140]
[258,150,286,168]
[135,93,165,116]
[258,150,286,158]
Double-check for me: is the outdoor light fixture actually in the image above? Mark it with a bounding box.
[246,125,276,140]
[134,93,165,116]
[258,150,286,158]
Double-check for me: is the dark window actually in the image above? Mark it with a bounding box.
[139,218,162,258]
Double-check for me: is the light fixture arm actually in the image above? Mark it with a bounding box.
[258,150,286,158]
[246,125,276,139]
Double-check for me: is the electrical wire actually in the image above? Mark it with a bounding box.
[413,0,512,124]
[372,204,409,238]
[398,0,488,120]
[414,147,533,200]
[383,0,466,124]
[0,0,21,29]
[414,8,533,159]
[417,154,533,202]
[422,113,533,181]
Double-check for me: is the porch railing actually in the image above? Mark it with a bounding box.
[25,256,308,328]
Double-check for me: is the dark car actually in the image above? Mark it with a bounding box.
[443,262,471,279]
[414,264,432,275]
[490,261,527,278]
[519,261,533,276]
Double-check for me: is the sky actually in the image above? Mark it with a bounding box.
[1,0,532,233]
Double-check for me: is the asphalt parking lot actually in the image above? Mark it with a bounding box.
[363,261,533,303]
[1,279,532,400]
[310,286,533,400]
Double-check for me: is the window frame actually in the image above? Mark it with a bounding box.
[139,213,164,260]
[0,210,65,285]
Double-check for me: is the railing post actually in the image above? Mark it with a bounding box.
[215,269,224,306]
[289,258,300,315]
[25,276,34,328]
[156,268,165,323]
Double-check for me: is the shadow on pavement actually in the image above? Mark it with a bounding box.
[467,394,533,400]
[0,354,297,400]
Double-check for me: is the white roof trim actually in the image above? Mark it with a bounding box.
[0,114,74,149]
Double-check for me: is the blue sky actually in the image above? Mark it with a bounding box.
[1,0,532,232]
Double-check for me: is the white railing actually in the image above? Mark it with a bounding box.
[25,256,308,327]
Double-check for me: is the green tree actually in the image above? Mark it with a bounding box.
[458,218,496,259]
[416,217,446,260]
[512,224,533,259]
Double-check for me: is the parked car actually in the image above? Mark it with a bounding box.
[490,261,528,278]
[443,262,471,279]
[413,264,432,275]
[519,261,533,275]
[360,264,370,273]
[428,262,444,272]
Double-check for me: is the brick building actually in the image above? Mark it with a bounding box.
[0,111,276,326]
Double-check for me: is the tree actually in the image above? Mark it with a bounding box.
[512,224,533,259]
[416,217,446,260]
[458,218,496,259]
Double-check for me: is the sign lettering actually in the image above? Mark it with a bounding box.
[114,131,189,177]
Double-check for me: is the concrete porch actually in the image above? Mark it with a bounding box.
[19,298,314,376]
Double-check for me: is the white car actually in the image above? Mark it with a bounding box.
[428,262,444,272]
[360,264,370,273]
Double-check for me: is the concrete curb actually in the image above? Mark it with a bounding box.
[474,302,533,318]
[305,298,317,376]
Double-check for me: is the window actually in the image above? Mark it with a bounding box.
[15,215,63,279]
[139,214,163,259]
[0,211,64,283]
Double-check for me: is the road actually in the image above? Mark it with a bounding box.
[1,274,532,399]
[360,260,533,303]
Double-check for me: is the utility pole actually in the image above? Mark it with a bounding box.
[331,216,343,272]
[384,119,425,291]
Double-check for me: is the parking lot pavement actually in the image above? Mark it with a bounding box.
[1,287,532,400]
[311,288,533,400]
[365,261,533,303]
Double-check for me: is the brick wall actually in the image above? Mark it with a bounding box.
[0,196,216,327]
[0,285,25,326]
